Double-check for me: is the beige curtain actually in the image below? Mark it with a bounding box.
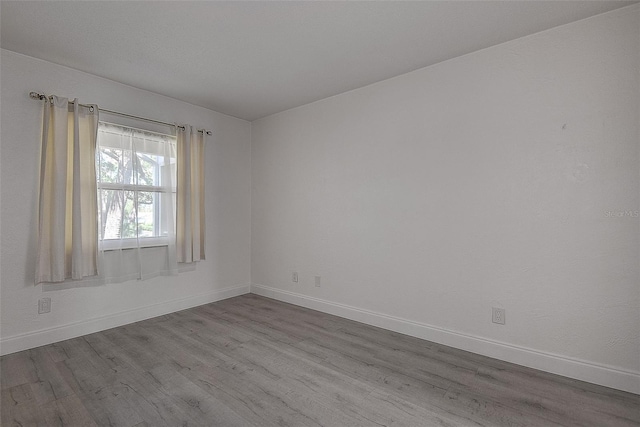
[176,125,206,263]
[36,96,99,283]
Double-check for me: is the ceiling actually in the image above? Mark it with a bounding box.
[1,1,635,121]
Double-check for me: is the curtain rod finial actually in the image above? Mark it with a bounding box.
[30,92,48,100]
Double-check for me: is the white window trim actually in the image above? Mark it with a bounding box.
[96,121,177,249]
[100,237,172,251]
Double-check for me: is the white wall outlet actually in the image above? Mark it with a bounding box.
[492,307,505,325]
[38,298,51,314]
[292,272,298,283]
[314,276,321,287]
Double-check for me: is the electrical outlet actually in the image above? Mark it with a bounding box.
[292,272,298,283]
[314,276,321,287]
[492,307,505,325]
[38,298,51,314]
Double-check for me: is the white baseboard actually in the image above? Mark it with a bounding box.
[0,284,250,356]
[251,284,640,395]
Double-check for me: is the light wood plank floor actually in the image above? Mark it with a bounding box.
[1,294,639,426]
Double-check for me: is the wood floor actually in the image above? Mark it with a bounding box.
[1,294,638,426]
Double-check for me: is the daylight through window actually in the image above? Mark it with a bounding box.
[96,122,177,249]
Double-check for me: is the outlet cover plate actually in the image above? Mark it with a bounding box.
[38,298,51,314]
[492,307,505,325]
[292,272,298,283]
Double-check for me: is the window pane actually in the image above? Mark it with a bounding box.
[98,190,136,240]
[97,148,114,184]
[161,160,177,188]
[98,147,134,185]
[159,192,176,237]
[135,152,158,187]
[137,191,155,238]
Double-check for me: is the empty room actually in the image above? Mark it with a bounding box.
[1,1,638,426]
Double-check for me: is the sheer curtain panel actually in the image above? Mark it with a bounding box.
[176,125,206,263]
[96,122,178,283]
[36,96,99,284]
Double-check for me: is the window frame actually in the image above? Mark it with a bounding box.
[96,121,177,250]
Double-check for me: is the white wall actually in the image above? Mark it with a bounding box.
[1,6,638,394]
[251,6,640,393]
[0,50,252,353]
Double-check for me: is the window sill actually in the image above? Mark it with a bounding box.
[99,237,172,251]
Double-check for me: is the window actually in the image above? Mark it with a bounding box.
[96,122,177,250]
[35,96,204,285]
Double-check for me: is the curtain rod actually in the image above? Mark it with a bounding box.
[29,92,212,135]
